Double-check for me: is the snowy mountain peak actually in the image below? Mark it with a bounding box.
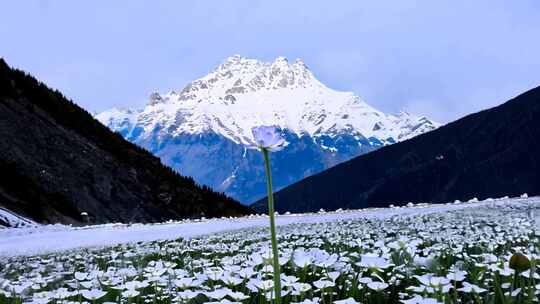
[95,55,441,202]
[97,55,439,146]
[202,55,316,92]
[148,91,163,106]
[272,56,289,68]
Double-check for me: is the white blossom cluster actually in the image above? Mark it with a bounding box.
[0,199,538,304]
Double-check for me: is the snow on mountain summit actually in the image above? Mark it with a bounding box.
[97,55,439,146]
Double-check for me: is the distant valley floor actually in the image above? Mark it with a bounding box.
[1,196,538,257]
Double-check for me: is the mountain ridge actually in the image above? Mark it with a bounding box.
[251,85,540,212]
[98,55,439,144]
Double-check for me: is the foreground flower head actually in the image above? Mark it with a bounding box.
[250,125,286,151]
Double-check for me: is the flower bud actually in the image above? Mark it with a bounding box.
[509,252,531,272]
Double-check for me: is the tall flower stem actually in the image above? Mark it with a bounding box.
[262,148,282,304]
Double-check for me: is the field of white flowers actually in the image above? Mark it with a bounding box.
[1,197,539,304]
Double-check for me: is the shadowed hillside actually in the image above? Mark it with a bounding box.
[252,86,540,213]
[0,59,251,225]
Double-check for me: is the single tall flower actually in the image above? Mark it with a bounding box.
[250,125,286,304]
[251,125,286,151]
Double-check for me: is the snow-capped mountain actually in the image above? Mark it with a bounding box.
[96,55,440,203]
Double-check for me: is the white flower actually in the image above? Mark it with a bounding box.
[281,274,299,286]
[221,275,243,286]
[358,277,373,284]
[519,270,540,279]
[458,282,487,294]
[122,280,148,290]
[367,281,388,291]
[413,256,436,268]
[291,298,320,304]
[252,279,274,291]
[29,294,50,304]
[401,295,442,304]
[81,289,107,300]
[250,126,286,151]
[176,290,200,300]
[174,277,196,289]
[292,282,312,293]
[228,291,249,301]
[206,287,232,300]
[122,289,140,298]
[357,255,393,270]
[11,284,30,294]
[313,279,335,289]
[52,288,75,300]
[411,274,452,293]
[74,272,87,281]
[293,250,314,268]
[334,297,360,304]
[414,274,450,287]
[238,267,256,279]
[326,271,340,282]
[312,250,338,268]
[79,281,94,289]
[445,270,466,281]
[206,268,224,281]
[495,266,514,276]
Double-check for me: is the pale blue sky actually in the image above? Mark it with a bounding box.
[1,1,539,122]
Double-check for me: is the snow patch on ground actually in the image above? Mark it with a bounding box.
[0,197,537,257]
[0,207,37,229]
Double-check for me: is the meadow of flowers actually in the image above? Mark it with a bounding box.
[0,198,539,304]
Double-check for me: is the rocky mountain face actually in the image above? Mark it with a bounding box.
[97,55,439,203]
[252,86,540,213]
[0,59,250,226]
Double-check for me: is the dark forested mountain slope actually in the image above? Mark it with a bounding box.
[252,86,540,213]
[0,59,250,226]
